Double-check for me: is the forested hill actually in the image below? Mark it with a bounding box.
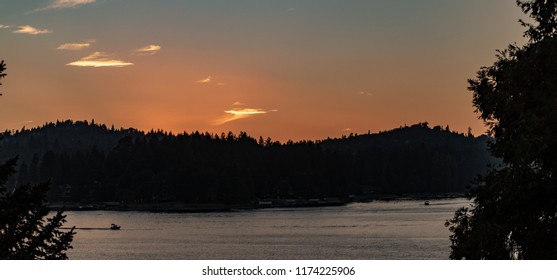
[321,122,497,194]
[0,120,498,204]
[0,120,141,164]
[322,122,488,153]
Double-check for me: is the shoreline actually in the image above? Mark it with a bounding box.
[49,193,466,213]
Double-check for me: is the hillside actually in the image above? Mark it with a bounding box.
[0,120,498,204]
[321,123,497,194]
[0,120,141,164]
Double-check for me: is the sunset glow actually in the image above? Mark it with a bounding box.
[0,1,526,141]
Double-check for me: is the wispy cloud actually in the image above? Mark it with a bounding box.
[13,25,52,35]
[342,128,353,132]
[0,24,12,29]
[132,44,161,56]
[213,108,276,125]
[66,52,133,68]
[5,120,35,127]
[196,75,226,85]
[196,76,212,84]
[358,90,373,97]
[57,43,91,50]
[33,0,96,12]
[232,101,245,106]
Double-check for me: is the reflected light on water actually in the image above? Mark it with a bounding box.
[64,198,470,260]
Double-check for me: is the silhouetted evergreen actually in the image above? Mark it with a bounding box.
[0,60,6,96]
[0,60,75,259]
[447,0,557,259]
[1,120,496,205]
[0,158,75,259]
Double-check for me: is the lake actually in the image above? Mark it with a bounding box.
[64,198,470,260]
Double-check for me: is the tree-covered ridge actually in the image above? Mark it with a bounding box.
[0,120,142,165]
[1,120,497,205]
[321,123,496,194]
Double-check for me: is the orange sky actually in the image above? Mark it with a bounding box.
[0,1,526,141]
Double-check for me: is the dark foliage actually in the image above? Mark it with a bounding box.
[447,0,557,259]
[0,159,75,259]
[1,121,495,204]
[0,60,5,96]
[0,60,75,260]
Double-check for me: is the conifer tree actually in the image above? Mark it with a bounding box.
[447,0,557,259]
[0,60,75,259]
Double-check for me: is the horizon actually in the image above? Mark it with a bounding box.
[0,1,525,142]
[3,118,486,143]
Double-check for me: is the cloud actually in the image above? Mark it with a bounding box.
[0,25,12,29]
[232,102,245,106]
[132,44,161,56]
[57,43,91,50]
[342,128,353,132]
[213,108,276,125]
[358,90,373,97]
[196,76,226,85]
[33,0,96,12]
[194,75,228,85]
[66,52,134,68]
[224,108,268,115]
[13,25,52,35]
[196,76,212,84]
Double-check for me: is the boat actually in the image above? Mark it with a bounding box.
[424,200,430,206]
[110,223,121,230]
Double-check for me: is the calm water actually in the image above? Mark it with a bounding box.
[64,198,470,260]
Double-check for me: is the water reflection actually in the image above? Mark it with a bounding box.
[65,198,470,260]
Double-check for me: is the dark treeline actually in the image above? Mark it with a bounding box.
[0,120,498,204]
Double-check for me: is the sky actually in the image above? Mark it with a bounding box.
[0,0,527,141]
